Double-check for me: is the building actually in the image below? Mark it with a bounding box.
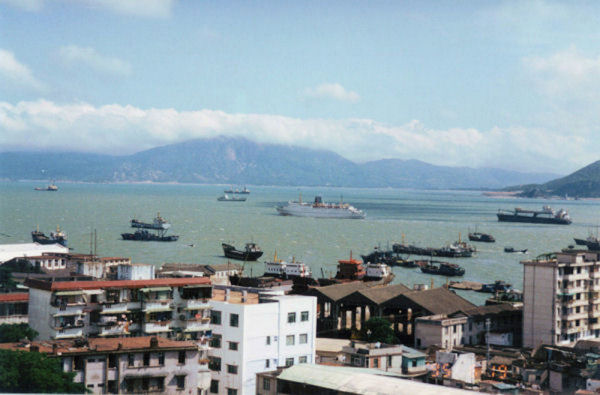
[414,304,522,349]
[0,243,69,264]
[17,254,68,271]
[26,277,212,342]
[208,286,317,395]
[158,263,242,285]
[256,364,474,395]
[116,263,155,280]
[0,336,198,394]
[0,292,28,324]
[522,250,600,348]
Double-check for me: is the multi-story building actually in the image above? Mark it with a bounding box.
[0,292,28,324]
[522,250,600,348]
[208,286,317,395]
[0,336,199,395]
[26,277,212,342]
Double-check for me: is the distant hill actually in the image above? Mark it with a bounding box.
[514,160,600,198]
[0,136,560,189]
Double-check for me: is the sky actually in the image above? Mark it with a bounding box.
[0,0,599,174]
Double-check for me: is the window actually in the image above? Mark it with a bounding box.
[299,356,307,363]
[178,350,186,364]
[299,333,308,344]
[263,378,271,391]
[285,357,294,367]
[157,352,165,366]
[142,378,149,391]
[265,359,270,368]
[373,358,379,368]
[387,355,392,366]
[74,356,84,370]
[126,379,134,393]
[143,352,150,367]
[210,380,219,394]
[266,336,271,345]
[286,335,295,345]
[228,341,238,351]
[209,357,221,371]
[108,354,117,368]
[211,310,222,325]
[210,334,222,348]
[287,312,296,323]
[127,353,135,367]
[107,380,117,394]
[230,313,239,327]
[412,360,417,367]
[176,375,185,390]
[301,311,309,321]
[227,364,238,374]
[227,389,237,395]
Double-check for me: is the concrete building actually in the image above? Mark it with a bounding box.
[208,286,317,395]
[0,336,198,395]
[116,263,155,280]
[25,277,212,342]
[0,243,69,264]
[0,292,28,324]
[19,254,68,271]
[158,262,242,285]
[522,250,600,348]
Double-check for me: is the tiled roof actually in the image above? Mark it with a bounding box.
[0,336,197,354]
[25,276,210,291]
[0,293,28,303]
[306,282,373,302]
[394,287,476,315]
[449,303,520,318]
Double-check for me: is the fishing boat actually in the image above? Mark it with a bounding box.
[468,232,495,243]
[218,194,247,202]
[420,261,465,276]
[276,195,365,219]
[222,242,264,261]
[31,225,67,247]
[504,247,528,254]
[497,206,571,225]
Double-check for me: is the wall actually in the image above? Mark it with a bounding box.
[523,264,556,348]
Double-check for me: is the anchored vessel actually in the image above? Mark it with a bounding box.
[224,186,250,194]
[497,206,572,225]
[34,182,58,191]
[263,256,313,280]
[222,242,264,261]
[276,195,365,219]
[420,261,465,276]
[218,194,247,202]
[31,225,67,247]
[121,214,178,242]
[468,232,495,243]
[392,241,475,258]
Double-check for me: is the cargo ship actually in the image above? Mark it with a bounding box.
[222,242,264,261]
[31,225,67,247]
[497,206,571,225]
[122,214,178,242]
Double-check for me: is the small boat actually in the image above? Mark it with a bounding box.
[218,194,247,202]
[222,242,264,261]
[121,229,178,242]
[31,225,67,247]
[468,232,495,243]
[478,280,511,293]
[504,247,528,254]
[420,261,465,276]
[34,182,58,191]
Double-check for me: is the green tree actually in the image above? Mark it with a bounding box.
[358,317,398,344]
[0,258,43,292]
[0,323,38,343]
[0,349,88,393]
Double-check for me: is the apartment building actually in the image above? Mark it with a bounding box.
[0,292,28,324]
[522,250,600,348]
[0,336,198,394]
[208,287,317,395]
[26,277,212,342]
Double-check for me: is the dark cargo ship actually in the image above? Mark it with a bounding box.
[222,242,264,261]
[497,206,571,225]
[121,229,178,242]
[31,225,67,247]
[420,261,465,276]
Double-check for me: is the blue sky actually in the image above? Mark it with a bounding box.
[1,0,599,174]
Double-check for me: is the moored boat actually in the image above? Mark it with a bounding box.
[497,206,571,225]
[31,225,67,247]
[222,242,264,261]
[130,213,171,230]
[263,253,313,280]
[218,194,247,202]
[504,247,527,254]
[468,232,495,243]
[121,230,179,242]
[420,261,465,276]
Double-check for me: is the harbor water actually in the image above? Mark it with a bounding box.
[2,181,600,305]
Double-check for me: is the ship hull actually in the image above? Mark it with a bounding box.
[121,232,178,242]
[497,213,571,225]
[222,246,264,261]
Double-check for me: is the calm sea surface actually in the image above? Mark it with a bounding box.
[2,181,600,305]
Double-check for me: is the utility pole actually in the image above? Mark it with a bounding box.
[486,318,491,369]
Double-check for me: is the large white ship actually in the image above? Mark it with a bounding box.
[276,195,365,219]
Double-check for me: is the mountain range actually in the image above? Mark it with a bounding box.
[0,136,561,189]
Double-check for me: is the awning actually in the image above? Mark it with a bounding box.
[55,290,84,296]
[144,307,173,313]
[100,309,130,314]
[83,290,103,295]
[140,287,171,292]
[184,328,206,333]
[183,284,211,289]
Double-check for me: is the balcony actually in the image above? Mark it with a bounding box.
[143,321,171,333]
[54,325,84,339]
[183,298,210,310]
[99,325,129,337]
[52,305,84,317]
[101,302,141,314]
[180,319,211,333]
[143,300,173,313]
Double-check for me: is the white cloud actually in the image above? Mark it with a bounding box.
[0,0,44,11]
[85,0,175,18]
[59,45,132,76]
[0,99,596,173]
[0,49,44,90]
[303,83,360,103]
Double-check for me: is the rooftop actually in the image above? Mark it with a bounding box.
[392,287,476,315]
[211,288,260,304]
[25,276,210,291]
[0,293,29,303]
[0,243,69,263]
[0,336,197,355]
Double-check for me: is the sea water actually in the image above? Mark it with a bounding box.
[2,181,600,305]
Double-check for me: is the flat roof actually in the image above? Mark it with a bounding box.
[211,288,259,305]
[0,243,69,263]
[26,276,210,291]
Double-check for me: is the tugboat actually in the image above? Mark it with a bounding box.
[497,206,572,225]
[420,261,465,276]
[468,232,495,243]
[222,242,264,261]
[217,194,247,202]
[121,214,178,242]
[31,225,67,246]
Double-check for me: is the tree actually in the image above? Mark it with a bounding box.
[0,323,38,343]
[358,317,398,344]
[0,349,88,393]
[0,258,43,292]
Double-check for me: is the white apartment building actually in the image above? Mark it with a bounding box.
[522,250,600,348]
[208,287,317,395]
